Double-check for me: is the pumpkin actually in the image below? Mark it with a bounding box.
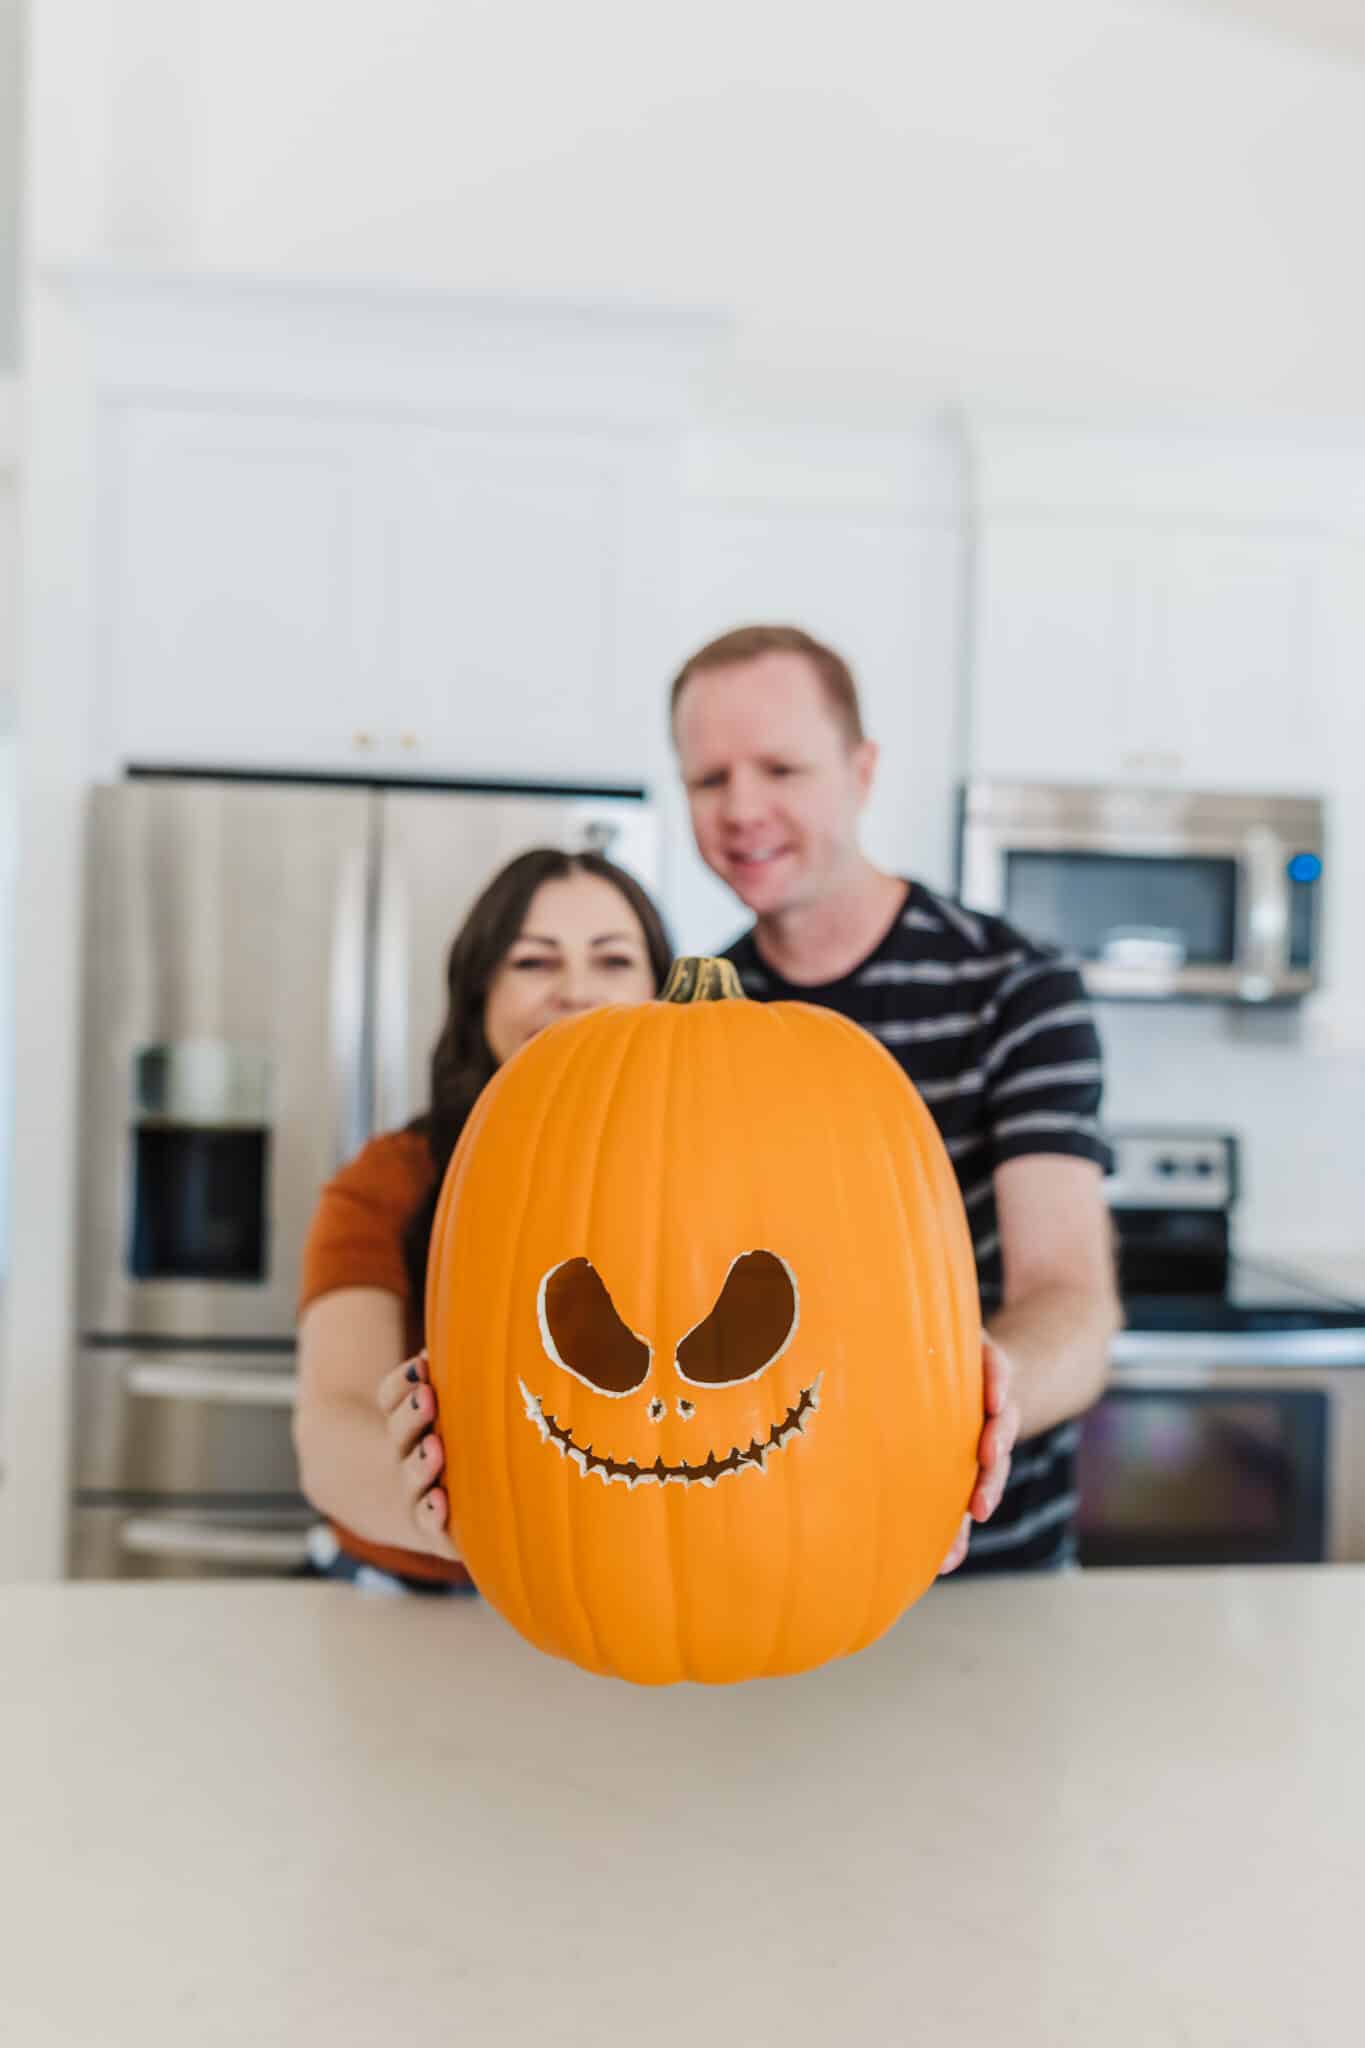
[426,956,982,1685]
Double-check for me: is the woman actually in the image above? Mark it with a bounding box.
[294,846,673,1591]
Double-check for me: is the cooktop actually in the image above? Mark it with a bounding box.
[1101,1128,1365,1359]
[1123,1257,1365,1337]
[1109,1259,1365,1370]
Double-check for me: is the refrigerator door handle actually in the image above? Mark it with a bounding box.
[330,844,371,1167]
[119,1517,311,1569]
[122,1359,299,1408]
[374,831,412,1134]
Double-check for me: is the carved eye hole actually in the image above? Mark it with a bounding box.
[538,1259,651,1397]
[676,1252,799,1389]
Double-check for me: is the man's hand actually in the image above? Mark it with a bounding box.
[938,1334,1020,1576]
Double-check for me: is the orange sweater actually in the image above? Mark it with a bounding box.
[297,1129,472,1588]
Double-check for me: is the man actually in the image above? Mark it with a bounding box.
[670,624,1121,1574]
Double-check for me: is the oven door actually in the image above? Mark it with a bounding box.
[1077,1362,1365,1567]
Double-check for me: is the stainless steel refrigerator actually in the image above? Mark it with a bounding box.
[70,774,659,1578]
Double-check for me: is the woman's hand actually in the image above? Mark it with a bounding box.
[378,1350,461,1561]
[938,1333,1021,1576]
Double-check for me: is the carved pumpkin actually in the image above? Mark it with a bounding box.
[427,957,982,1685]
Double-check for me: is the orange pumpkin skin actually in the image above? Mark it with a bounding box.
[426,963,982,1686]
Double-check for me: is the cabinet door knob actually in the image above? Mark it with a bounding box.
[353,732,375,751]
[399,733,418,752]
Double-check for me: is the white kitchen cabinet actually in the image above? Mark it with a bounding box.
[1131,533,1323,793]
[85,278,718,790]
[974,520,1325,793]
[108,406,670,784]
[386,424,667,785]
[109,408,388,772]
[973,525,1136,783]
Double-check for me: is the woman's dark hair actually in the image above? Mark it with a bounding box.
[400,848,673,1326]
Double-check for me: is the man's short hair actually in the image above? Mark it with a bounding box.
[668,625,866,748]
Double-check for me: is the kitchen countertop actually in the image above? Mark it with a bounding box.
[3,1571,1362,2047]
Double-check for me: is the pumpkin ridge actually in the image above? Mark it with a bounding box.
[631,995,695,1677]
[497,1023,603,1664]
[551,1011,646,1673]
[657,999,693,1679]
[687,991,765,1679]
[924,1082,982,1482]
[864,1084,935,1653]
[776,1003,907,1666]
[855,1039,954,1651]
[868,1048,979,1648]
[764,1003,814,1676]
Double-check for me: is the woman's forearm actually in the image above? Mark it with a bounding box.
[294,1389,432,1552]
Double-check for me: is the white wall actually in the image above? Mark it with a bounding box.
[26,0,1365,420]
[1100,1003,1365,1260]
[0,376,16,716]
[0,0,21,369]
[0,380,15,1283]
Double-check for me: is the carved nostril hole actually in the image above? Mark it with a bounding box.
[676,1251,799,1388]
[677,1399,695,1420]
[539,1259,651,1397]
[647,1397,666,1423]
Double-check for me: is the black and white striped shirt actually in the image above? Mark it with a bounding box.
[723,879,1112,1575]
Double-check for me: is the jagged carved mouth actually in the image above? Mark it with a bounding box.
[517,1375,823,1488]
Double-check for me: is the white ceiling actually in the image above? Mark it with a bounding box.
[1169,0,1365,65]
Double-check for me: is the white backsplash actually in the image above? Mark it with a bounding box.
[1096,998,1365,1263]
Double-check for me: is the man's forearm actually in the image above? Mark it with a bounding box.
[986,1282,1121,1439]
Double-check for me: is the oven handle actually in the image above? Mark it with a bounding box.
[1107,1361,1223,1389]
[1110,1329,1365,1376]
[118,1518,310,1568]
[1107,1358,1362,1391]
[122,1359,299,1408]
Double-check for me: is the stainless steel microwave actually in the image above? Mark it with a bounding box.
[957,782,1324,1003]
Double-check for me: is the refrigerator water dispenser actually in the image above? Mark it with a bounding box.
[128,1043,272,1282]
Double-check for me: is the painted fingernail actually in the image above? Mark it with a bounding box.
[410,1394,420,1411]
[404,1363,419,1384]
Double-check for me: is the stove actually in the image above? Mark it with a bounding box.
[1077,1128,1365,1566]
[1106,1128,1365,1365]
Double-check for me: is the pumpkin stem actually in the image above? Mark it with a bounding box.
[660,956,746,1005]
